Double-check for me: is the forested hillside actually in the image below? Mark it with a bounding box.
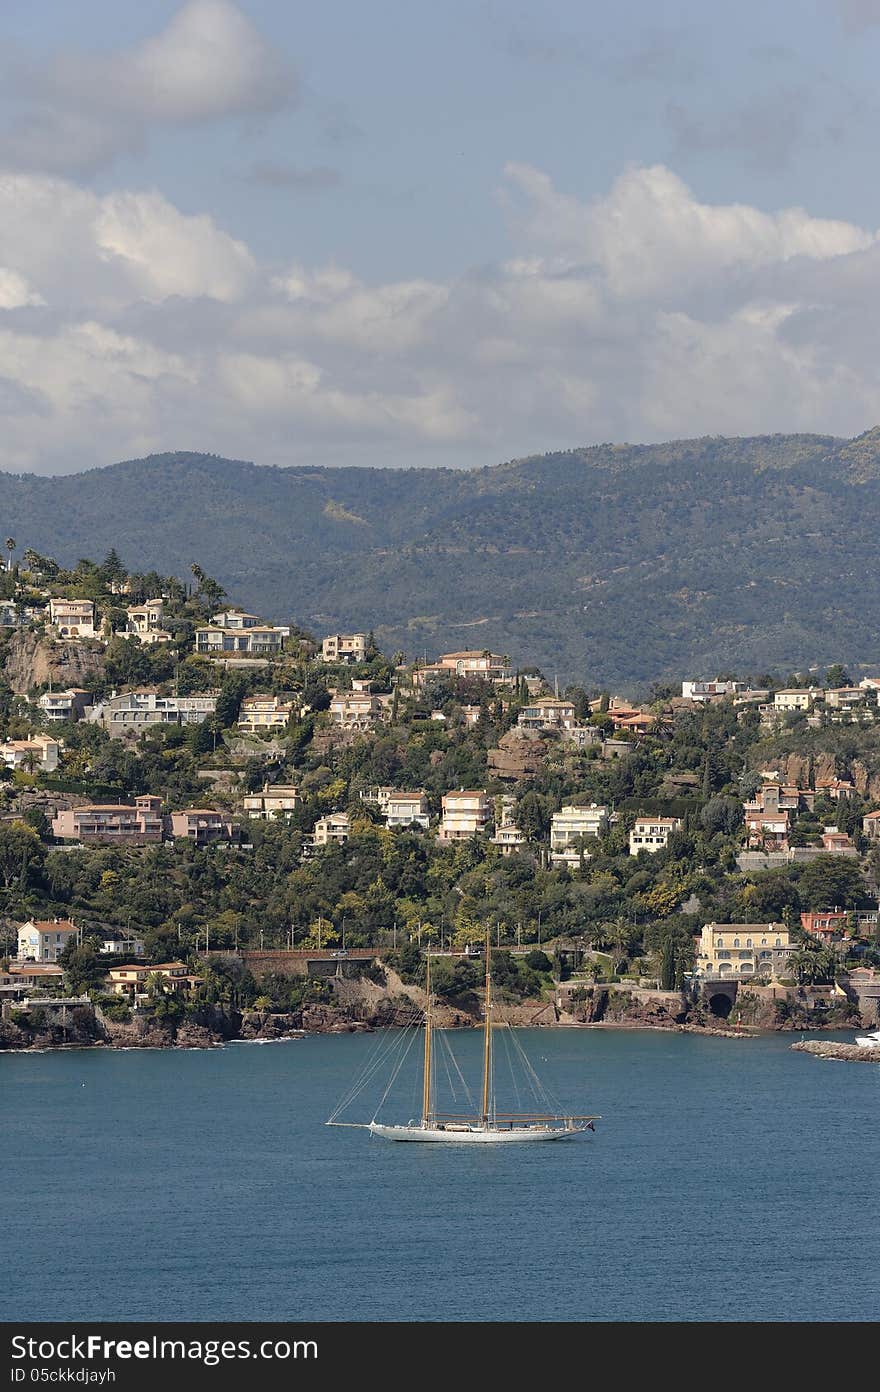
[4,428,880,687]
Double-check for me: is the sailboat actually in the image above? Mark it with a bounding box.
[327,934,599,1143]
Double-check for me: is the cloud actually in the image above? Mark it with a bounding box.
[0,1,296,174]
[0,162,879,474]
[0,175,255,310]
[0,268,44,310]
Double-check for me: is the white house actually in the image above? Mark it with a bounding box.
[0,736,60,772]
[629,816,682,855]
[48,598,97,639]
[321,633,367,663]
[312,811,351,847]
[242,783,302,820]
[438,791,492,841]
[17,918,79,962]
[550,804,608,866]
[124,600,171,645]
[384,791,430,830]
[36,688,93,723]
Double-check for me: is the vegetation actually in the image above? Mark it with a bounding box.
[6,434,880,685]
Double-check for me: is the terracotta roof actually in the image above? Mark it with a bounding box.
[25,920,77,933]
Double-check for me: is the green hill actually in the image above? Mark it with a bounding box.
[5,428,880,687]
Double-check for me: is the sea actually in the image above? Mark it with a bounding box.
[2,1028,878,1322]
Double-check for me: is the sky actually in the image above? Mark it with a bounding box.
[2,0,880,474]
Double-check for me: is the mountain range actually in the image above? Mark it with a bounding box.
[4,429,880,689]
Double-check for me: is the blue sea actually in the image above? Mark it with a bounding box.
[2,1029,878,1322]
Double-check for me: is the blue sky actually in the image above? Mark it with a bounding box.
[1,0,880,473]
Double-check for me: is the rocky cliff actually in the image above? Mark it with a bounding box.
[3,629,105,695]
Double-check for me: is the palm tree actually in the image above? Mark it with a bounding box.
[5,538,15,573]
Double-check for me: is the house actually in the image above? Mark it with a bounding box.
[92,690,218,731]
[237,695,296,731]
[744,808,790,851]
[312,811,351,848]
[241,783,302,820]
[383,791,430,830]
[862,810,880,842]
[97,933,145,958]
[824,686,872,711]
[696,922,794,981]
[610,711,656,734]
[52,795,164,844]
[681,680,744,702]
[107,961,201,1000]
[627,809,680,852]
[166,810,239,845]
[772,688,819,712]
[123,599,171,645]
[5,963,64,992]
[413,651,513,688]
[517,698,576,732]
[37,688,93,723]
[820,826,857,856]
[800,911,849,942]
[438,790,492,841]
[629,816,682,855]
[550,804,608,867]
[0,736,60,772]
[321,633,367,664]
[17,918,79,962]
[491,820,528,855]
[561,724,601,749]
[328,691,384,730]
[195,611,290,656]
[48,598,96,639]
[814,776,856,800]
[0,602,38,627]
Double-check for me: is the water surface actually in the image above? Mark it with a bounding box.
[2,1029,877,1321]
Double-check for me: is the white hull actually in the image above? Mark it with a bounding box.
[368,1121,588,1143]
[855,1032,880,1048]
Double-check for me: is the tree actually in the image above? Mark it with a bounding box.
[659,936,676,990]
[0,820,44,889]
[214,675,248,728]
[59,940,106,995]
[700,796,743,837]
[797,856,866,911]
[825,665,851,689]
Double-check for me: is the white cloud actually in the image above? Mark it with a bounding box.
[0,161,879,473]
[0,1,296,174]
[0,176,254,309]
[94,192,255,303]
[501,162,875,299]
[0,268,44,310]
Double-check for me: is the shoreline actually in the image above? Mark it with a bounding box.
[1,1017,849,1053]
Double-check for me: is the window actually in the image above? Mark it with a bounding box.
[775,938,781,946]
[734,938,740,948]
[746,938,752,947]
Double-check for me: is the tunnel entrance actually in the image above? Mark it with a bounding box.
[708,992,733,1019]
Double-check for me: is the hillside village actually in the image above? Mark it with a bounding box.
[1,545,879,1047]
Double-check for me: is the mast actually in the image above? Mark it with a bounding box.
[421,948,432,1126]
[480,927,493,1125]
